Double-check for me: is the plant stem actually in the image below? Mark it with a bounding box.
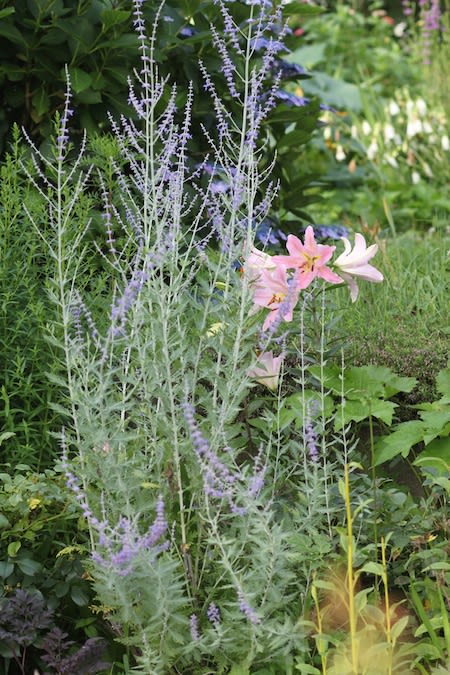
[369,411,378,560]
[344,462,358,674]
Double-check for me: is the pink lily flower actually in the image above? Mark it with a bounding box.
[273,226,343,290]
[247,351,283,390]
[252,265,300,331]
[333,233,384,302]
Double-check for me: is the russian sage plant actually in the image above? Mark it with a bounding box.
[23,1,383,672]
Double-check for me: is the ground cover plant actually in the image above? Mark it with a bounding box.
[0,1,449,674]
[283,1,450,233]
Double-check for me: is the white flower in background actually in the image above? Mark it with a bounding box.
[442,135,449,151]
[416,98,427,116]
[406,100,414,115]
[351,125,358,138]
[389,100,400,116]
[244,246,277,281]
[423,121,433,134]
[386,155,399,169]
[362,120,372,136]
[384,124,396,142]
[412,171,421,184]
[393,22,406,38]
[423,162,433,178]
[367,139,378,160]
[247,351,283,391]
[335,145,346,161]
[323,126,332,140]
[407,118,423,137]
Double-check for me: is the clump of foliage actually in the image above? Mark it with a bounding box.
[0,588,110,674]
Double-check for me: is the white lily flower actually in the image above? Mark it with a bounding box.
[247,351,283,391]
[334,233,383,302]
[244,246,277,281]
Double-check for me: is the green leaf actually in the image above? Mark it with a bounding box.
[283,3,324,16]
[229,664,250,675]
[420,409,450,444]
[16,557,42,576]
[0,8,15,19]
[70,585,89,606]
[32,86,50,116]
[278,129,313,150]
[295,663,321,674]
[390,615,409,642]
[281,390,335,429]
[0,514,10,529]
[360,561,385,577]
[0,431,15,446]
[301,72,362,111]
[373,421,426,466]
[436,365,450,398]
[101,9,131,30]
[0,23,24,45]
[268,102,319,125]
[0,560,14,578]
[383,373,417,397]
[288,44,327,69]
[7,541,21,557]
[67,67,93,93]
[96,34,138,50]
[414,437,450,477]
[76,88,102,104]
[335,398,397,429]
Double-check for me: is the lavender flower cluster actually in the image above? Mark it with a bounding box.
[182,402,266,514]
[62,436,169,577]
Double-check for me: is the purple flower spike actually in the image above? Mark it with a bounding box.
[56,70,74,162]
[190,613,200,641]
[237,589,261,625]
[207,602,221,628]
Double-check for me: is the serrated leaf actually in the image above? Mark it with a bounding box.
[419,409,450,443]
[373,421,426,466]
[335,398,397,429]
[436,366,450,397]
